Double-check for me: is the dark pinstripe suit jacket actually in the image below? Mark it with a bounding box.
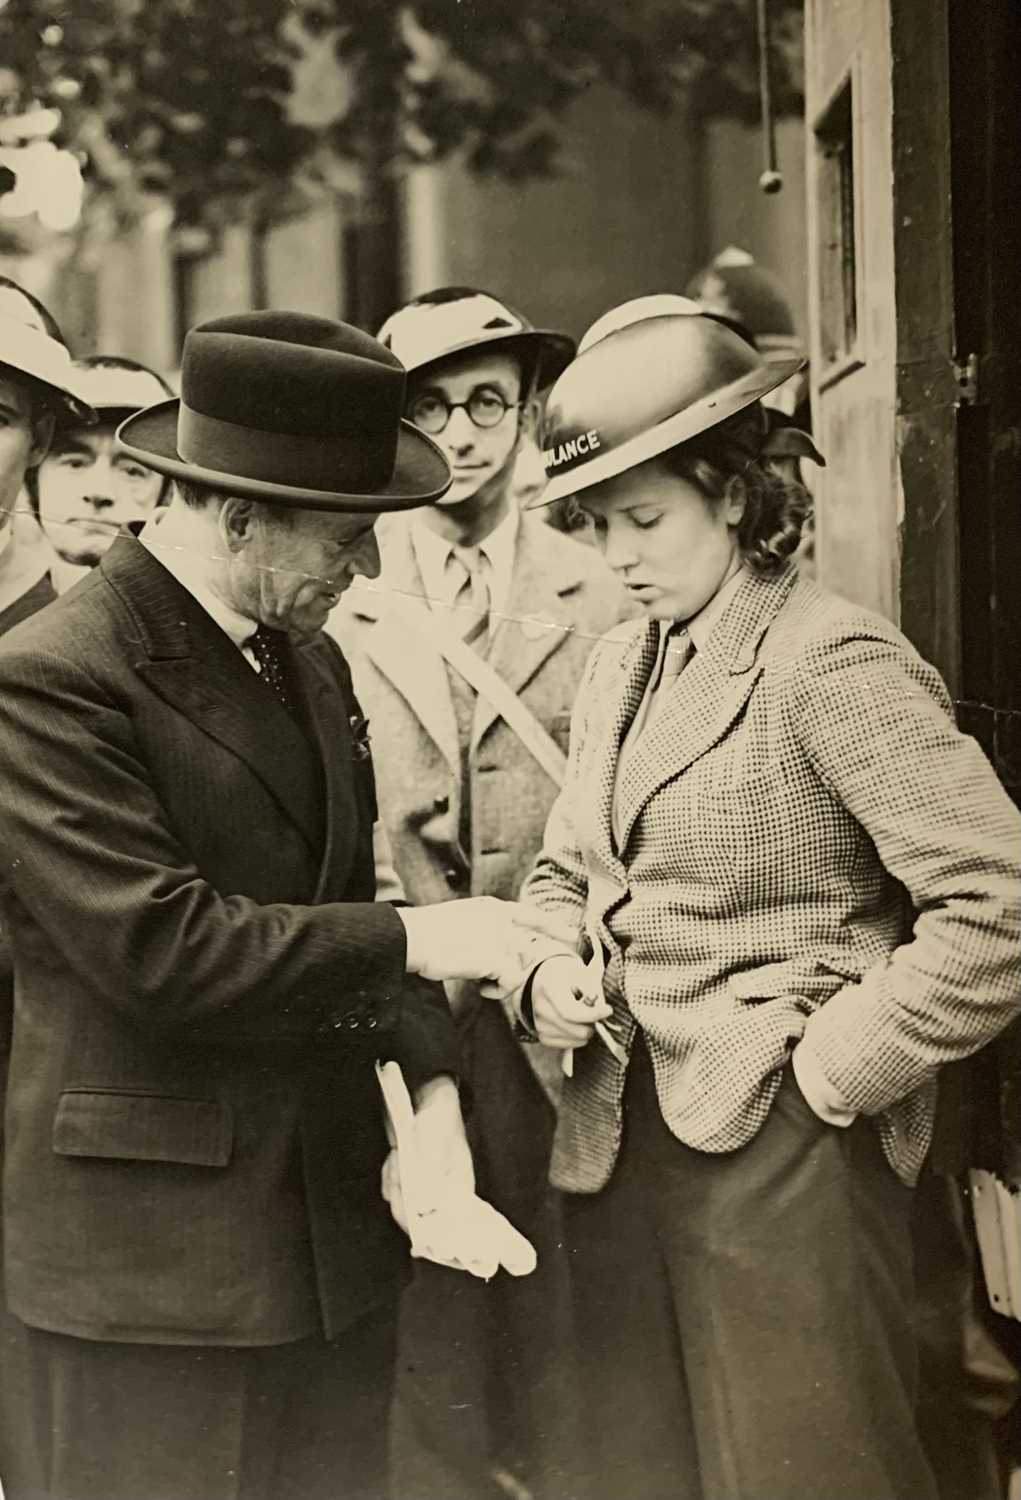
[0,537,456,1346]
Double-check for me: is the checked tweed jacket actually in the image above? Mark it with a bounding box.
[521,564,1021,1193]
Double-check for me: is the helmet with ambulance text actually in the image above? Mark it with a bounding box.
[377,286,575,392]
[530,312,805,508]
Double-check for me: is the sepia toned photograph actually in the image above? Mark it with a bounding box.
[0,1,1018,1496]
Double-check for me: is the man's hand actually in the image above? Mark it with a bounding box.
[398,897,576,989]
[530,954,614,1050]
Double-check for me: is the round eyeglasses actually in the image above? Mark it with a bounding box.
[408,387,519,435]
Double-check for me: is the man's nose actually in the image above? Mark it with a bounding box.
[354,530,381,581]
[443,406,476,450]
[82,491,115,512]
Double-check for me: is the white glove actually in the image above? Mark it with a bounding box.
[377,1061,537,1280]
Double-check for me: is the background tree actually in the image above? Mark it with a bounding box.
[0,0,802,224]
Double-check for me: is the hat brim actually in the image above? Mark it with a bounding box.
[115,400,452,513]
[529,355,806,508]
[403,329,576,391]
[0,363,96,429]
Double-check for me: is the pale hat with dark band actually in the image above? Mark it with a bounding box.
[530,312,805,508]
[74,362,173,423]
[377,289,575,391]
[116,310,452,512]
[0,312,96,427]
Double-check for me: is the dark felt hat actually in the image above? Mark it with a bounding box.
[116,311,452,512]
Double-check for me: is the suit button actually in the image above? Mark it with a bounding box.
[365,1015,378,1031]
[344,1012,361,1030]
[433,794,449,813]
[444,866,467,890]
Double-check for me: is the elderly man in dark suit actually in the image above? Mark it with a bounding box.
[0,310,558,1500]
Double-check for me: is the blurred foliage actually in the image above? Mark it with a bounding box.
[0,0,803,224]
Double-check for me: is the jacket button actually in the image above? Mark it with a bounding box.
[365,1015,378,1031]
[433,794,449,812]
[444,866,467,889]
[344,1012,361,1029]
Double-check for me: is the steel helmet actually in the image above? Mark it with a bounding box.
[377,287,575,391]
[686,246,802,366]
[532,312,805,507]
[577,294,703,354]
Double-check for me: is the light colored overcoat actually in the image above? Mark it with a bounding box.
[331,512,627,1096]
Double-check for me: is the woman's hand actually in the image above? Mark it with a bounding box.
[530,954,614,1050]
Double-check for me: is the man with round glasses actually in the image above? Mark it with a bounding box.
[332,286,627,1499]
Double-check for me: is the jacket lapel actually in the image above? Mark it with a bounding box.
[105,537,324,855]
[585,620,660,871]
[344,523,460,773]
[471,516,587,751]
[291,642,360,902]
[614,568,798,855]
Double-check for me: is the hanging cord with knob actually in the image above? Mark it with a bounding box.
[756,0,783,193]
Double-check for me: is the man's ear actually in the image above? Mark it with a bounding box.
[519,394,541,438]
[28,410,55,469]
[218,495,258,554]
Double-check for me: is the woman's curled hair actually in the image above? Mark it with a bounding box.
[662,403,809,577]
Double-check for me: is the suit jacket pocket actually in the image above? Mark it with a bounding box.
[52,1089,233,1167]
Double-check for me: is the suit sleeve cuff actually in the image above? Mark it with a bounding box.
[513,966,542,1041]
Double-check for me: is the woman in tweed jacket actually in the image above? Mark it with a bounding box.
[513,311,1021,1500]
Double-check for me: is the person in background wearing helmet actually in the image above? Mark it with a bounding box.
[0,277,94,633]
[509,309,1021,1500]
[28,355,173,593]
[0,277,97,1498]
[331,286,626,1500]
[686,244,807,411]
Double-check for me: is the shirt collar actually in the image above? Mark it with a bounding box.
[411,504,520,622]
[666,564,747,655]
[139,512,256,652]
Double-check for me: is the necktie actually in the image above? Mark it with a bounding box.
[643,624,693,731]
[448,545,491,647]
[249,625,295,715]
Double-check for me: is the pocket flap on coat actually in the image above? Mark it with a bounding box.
[727,956,862,1004]
[52,1091,233,1167]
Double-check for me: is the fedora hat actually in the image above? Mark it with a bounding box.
[116,311,452,512]
[377,288,575,391]
[531,312,805,507]
[0,312,96,427]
